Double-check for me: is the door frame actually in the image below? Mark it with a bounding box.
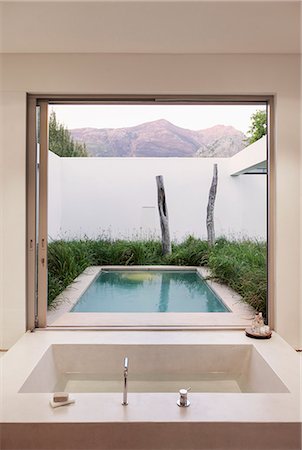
[26,94,274,330]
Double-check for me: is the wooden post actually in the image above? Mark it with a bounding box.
[206,164,218,246]
[156,175,171,255]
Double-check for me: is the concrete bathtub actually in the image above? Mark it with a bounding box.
[20,343,288,394]
[1,331,300,450]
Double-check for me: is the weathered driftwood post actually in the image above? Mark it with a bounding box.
[156,175,171,255]
[206,164,218,246]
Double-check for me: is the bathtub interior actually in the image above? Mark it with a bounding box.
[19,344,288,394]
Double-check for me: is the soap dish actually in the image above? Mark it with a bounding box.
[50,392,75,408]
[245,327,272,339]
[49,398,75,408]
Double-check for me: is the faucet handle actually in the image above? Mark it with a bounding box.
[177,387,191,407]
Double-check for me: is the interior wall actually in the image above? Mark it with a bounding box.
[0,52,300,348]
[300,0,302,352]
[0,90,3,349]
[0,89,27,349]
[1,1,300,54]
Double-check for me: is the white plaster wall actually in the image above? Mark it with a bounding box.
[1,2,300,55]
[48,151,62,240]
[300,0,302,355]
[0,90,3,350]
[0,91,26,349]
[229,136,266,175]
[0,52,300,348]
[48,154,266,241]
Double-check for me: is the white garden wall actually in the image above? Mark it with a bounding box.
[48,151,62,240]
[48,149,267,242]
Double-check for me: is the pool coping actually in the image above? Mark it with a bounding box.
[47,266,255,328]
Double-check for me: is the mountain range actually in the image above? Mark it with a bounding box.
[70,119,247,157]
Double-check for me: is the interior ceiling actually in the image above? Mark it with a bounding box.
[0,1,300,54]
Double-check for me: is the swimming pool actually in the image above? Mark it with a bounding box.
[71,270,229,313]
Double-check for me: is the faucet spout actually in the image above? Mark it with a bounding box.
[124,357,128,374]
[122,357,129,405]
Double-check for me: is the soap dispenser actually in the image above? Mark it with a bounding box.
[177,387,191,407]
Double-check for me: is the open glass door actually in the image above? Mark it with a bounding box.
[36,101,48,327]
[26,99,48,329]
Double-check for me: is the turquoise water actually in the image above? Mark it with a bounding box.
[71,270,229,313]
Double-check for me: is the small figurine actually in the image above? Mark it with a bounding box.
[251,313,260,333]
[246,312,272,339]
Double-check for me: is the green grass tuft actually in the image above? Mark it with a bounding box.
[48,237,267,315]
[207,239,267,313]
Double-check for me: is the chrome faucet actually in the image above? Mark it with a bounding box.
[122,357,129,405]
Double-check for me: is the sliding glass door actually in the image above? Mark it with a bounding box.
[27,96,274,330]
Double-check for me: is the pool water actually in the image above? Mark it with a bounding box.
[71,270,229,313]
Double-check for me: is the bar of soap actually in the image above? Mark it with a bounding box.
[53,392,69,403]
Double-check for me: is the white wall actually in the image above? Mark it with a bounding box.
[0,49,300,348]
[230,136,266,175]
[48,151,62,239]
[1,2,300,54]
[0,91,4,350]
[48,153,267,242]
[0,91,27,349]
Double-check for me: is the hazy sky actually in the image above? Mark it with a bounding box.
[51,104,265,134]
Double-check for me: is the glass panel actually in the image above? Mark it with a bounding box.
[46,101,269,327]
